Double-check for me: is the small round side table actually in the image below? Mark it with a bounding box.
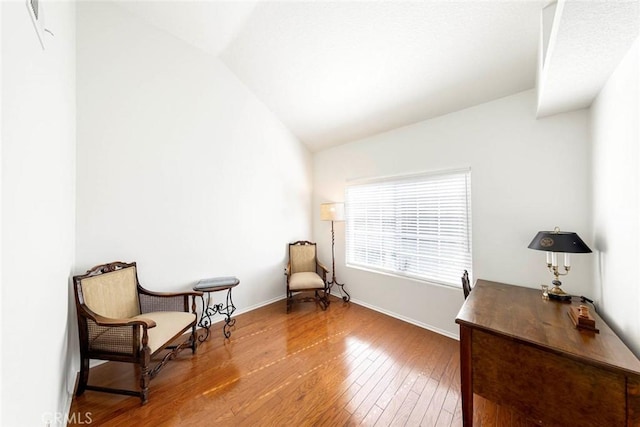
[193,276,239,340]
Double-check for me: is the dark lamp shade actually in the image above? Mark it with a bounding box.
[528,231,592,253]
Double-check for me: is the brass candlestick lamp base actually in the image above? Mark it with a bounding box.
[544,260,573,302]
[548,279,572,301]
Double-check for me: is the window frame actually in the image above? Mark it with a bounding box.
[344,168,472,288]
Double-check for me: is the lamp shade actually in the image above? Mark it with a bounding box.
[320,202,345,221]
[528,229,592,253]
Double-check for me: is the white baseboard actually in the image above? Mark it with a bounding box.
[60,391,74,427]
[202,294,286,327]
[343,295,460,341]
[232,294,286,316]
[224,291,459,342]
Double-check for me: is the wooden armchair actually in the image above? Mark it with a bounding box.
[285,241,329,313]
[73,261,202,404]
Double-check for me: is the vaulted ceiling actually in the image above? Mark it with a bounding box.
[115,0,639,152]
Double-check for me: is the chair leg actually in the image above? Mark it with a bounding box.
[76,356,90,396]
[315,290,328,310]
[191,324,198,354]
[140,348,151,405]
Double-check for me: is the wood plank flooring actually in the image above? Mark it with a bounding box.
[68,296,542,426]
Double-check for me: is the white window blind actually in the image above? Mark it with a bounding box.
[345,169,472,287]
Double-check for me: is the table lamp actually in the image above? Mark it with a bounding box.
[528,226,592,301]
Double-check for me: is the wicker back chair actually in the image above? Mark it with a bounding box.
[285,241,329,312]
[73,261,202,404]
[462,269,472,299]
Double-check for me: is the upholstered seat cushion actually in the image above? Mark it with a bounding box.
[133,311,196,353]
[288,272,325,291]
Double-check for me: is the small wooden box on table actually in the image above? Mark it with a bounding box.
[455,279,640,427]
[194,277,239,340]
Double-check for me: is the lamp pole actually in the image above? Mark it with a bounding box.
[328,219,350,302]
[320,202,350,302]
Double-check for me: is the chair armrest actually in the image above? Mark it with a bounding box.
[78,304,156,356]
[317,262,329,274]
[285,262,291,277]
[79,304,156,329]
[316,262,328,282]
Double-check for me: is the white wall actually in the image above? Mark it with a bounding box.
[76,1,311,316]
[0,2,4,423]
[314,90,591,338]
[591,37,640,356]
[2,1,76,426]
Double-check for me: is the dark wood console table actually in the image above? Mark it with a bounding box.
[455,279,640,427]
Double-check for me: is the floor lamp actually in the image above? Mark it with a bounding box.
[320,202,351,302]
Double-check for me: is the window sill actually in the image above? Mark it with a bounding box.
[345,263,463,291]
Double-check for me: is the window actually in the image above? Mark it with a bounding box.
[345,169,472,287]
